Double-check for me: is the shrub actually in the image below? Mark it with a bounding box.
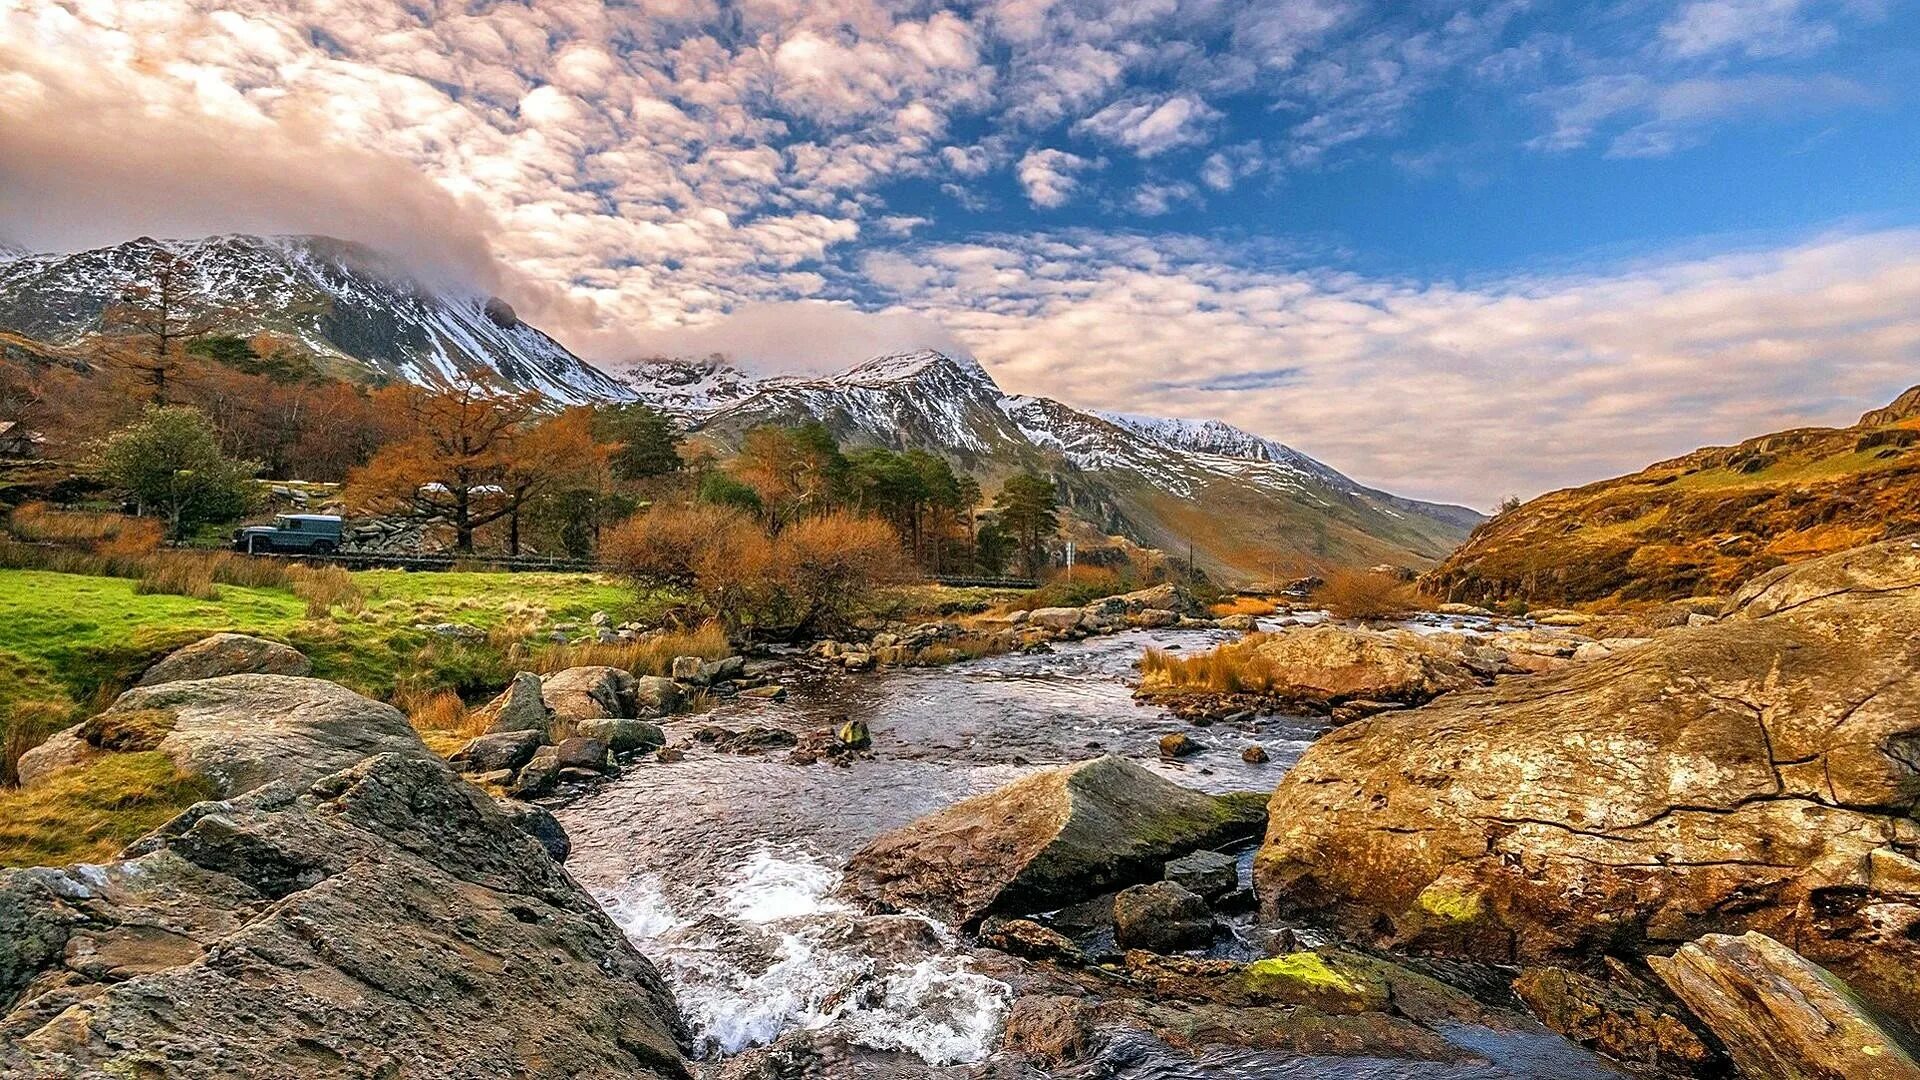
[605,503,760,587]
[7,503,163,549]
[772,511,909,634]
[1313,569,1420,620]
[290,564,365,618]
[395,688,485,757]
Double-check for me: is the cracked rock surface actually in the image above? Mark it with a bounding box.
[1255,538,1920,1032]
[0,753,689,1080]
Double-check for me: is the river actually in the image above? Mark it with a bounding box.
[556,625,1622,1079]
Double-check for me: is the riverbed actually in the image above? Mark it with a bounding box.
[556,625,1620,1078]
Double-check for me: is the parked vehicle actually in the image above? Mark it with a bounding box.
[233,514,345,555]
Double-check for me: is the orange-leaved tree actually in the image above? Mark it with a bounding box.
[345,381,541,552]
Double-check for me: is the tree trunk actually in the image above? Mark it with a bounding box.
[454,489,473,552]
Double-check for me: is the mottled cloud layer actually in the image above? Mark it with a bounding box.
[0,0,1908,506]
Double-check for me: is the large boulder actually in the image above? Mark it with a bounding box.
[477,671,553,734]
[136,633,311,686]
[0,753,689,1078]
[1112,881,1214,952]
[1255,539,1920,1029]
[1227,624,1479,707]
[1027,607,1086,630]
[630,675,681,716]
[541,666,636,722]
[841,755,1266,927]
[1650,932,1920,1080]
[23,675,428,797]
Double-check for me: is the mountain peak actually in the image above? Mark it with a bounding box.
[829,349,998,390]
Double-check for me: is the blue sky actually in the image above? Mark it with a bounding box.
[2,0,1917,505]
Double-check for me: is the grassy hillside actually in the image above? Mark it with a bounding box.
[1425,387,1920,606]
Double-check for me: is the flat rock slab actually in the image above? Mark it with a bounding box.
[137,633,311,686]
[841,755,1267,927]
[0,753,689,1079]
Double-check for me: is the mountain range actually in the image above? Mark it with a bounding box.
[0,234,1480,577]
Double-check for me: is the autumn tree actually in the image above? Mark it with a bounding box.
[499,407,610,555]
[994,470,1060,577]
[734,422,846,527]
[95,405,257,540]
[345,381,540,552]
[101,247,221,405]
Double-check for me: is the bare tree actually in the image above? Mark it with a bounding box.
[102,247,219,404]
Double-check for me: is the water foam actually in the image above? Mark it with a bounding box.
[600,844,1009,1065]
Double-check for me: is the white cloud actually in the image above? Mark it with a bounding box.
[622,299,968,375]
[1016,147,1099,208]
[862,228,1920,507]
[1530,72,1877,158]
[1661,0,1840,58]
[1074,93,1222,157]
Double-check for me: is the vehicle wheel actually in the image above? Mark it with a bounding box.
[310,541,337,556]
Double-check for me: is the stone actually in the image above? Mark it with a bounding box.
[978,917,1085,965]
[670,655,704,682]
[1651,932,1920,1080]
[494,798,572,862]
[450,729,545,774]
[0,754,686,1078]
[835,718,871,750]
[13,728,98,787]
[1028,607,1086,630]
[1254,539,1920,1030]
[1131,608,1181,628]
[573,718,664,755]
[1164,849,1239,901]
[1159,732,1201,758]
[1217,613,1259,632]
[477,672,554,735]
[1231,624,1479,707]
[1114,583,1184,614]
[552,736,612,774]
[630,675,681,716]
[700,655,746,683]
[136,633,311,686]
[738,684,786,700]
[540,666,637,722]
[1511,965,1716,1076]
[841,755,1266,928]
[510,745,560,797]
[1113,881,1214,952]
[37,675,429,798]
[1241,744,1270,764]
[1000,995,1098,1067]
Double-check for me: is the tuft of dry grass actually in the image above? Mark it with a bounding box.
[1313,569,1421,620]
[0,751,215,868]
[8,503,162,549]
[1210,595,1278,618]
[1140,633,1284,693]
[531,621,731,678]
[395,688,486,757]
[289,564,365,619]
[133,558,219,600]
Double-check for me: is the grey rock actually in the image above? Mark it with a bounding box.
[574,718,665,755]
[479,672,553,734]
[631,676,681,716]
[1113,881,1215,952]
[0,754,686,1078]
[137,633,311,686]
[669,655,705,682]
[700,655,746,683]
[510,746,560,797]
[450,729,544,774]
[1164,849,1239,901]
[494,799,572,862]
[553,736,612,774]
[541,666,638,722]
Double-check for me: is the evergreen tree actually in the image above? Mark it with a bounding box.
[594,402,683,480]
[993,470,1060,577]
[96,405,257,540]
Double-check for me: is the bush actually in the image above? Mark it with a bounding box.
[1313,569,1420,620]
[773,511,909,634]
[605,503,759,587]
[7,503,162,549]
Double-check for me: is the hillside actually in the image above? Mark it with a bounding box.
[626,351,1481,579]
[1425,386,1920,606]
[0,235,632,403]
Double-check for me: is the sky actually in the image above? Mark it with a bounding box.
[1,0,1917,508]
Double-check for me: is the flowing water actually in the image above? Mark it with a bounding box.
[556,625,1621,1079]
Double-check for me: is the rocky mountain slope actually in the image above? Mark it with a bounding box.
[1426,384,1920,606]
[0,234,632,403]
[623,350,1481,578]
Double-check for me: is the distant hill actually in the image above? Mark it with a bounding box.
[623,351,1481,579]
[0,234,632,403]
[1426,387,1920,606]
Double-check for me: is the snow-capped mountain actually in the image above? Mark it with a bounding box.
[0,235,631,403]
[623,349,1481,574]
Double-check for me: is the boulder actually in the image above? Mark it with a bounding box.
[553,736,612,774]
[631,675,681,716]
[1113,881,1214,952]
[1159,732,1201,758]
[700,656,746,683]
[1164,849,1239,901]
[1131,608,1180,629]
[13,728,99,787]
[0,754,687,1078]
[495,798,572,862]
[1217,613,1259,632]
[1511,965,1716,1075]
[1115,583,1184,614]
[573,718,664,755]
[41,675,427,798]
[1650,932,1920,1080]
[477,672,553,735]
[450,729,544,774]
[1028,607,1085,630]
[1255,539,1920,1029]
[136,633,311,687]
[669,655,704,682]
[1240,744,1269,764]
[1000,995,1098,1066]
[1226,624,1478,706]
[840,755,1266,927]
[540,666,636,722]
[979,917,1085,965]
[511,745,561,797]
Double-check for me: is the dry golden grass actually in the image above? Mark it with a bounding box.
[1140,633,1284,694]
[1210,595,1278,617]
[289,564,365,619]
[0,752,215,868]
[8,502,162,549]
[530,621,731,677]
[1313,569,1421,620]
[396,688,487,757]
[133,558,219,600]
